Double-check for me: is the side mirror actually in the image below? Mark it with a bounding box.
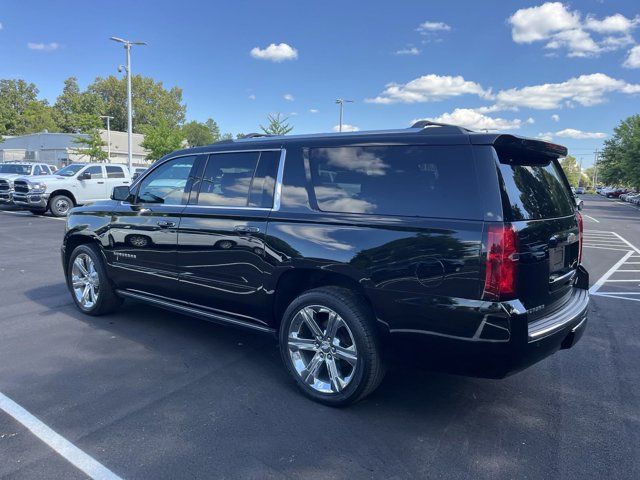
[79,171,91,180]
[111,185,131,202]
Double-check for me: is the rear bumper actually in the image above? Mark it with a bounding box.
[384,269,589,378]
[12,192,49,209]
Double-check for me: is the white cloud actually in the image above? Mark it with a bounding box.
[526,117,535,124]
[624,45,640,68]
[551,114,560,121]
[0,22,3,30]
[418,108,523,131]
[395,47,420,55]
[555,128,607,139]
[283,93,294,101]
[417,21,451,33]
[332,124,359,132]
[309,108,319,113]
[248,94,256,100]
[27,42,59,51]
[250,43,298,62]
[508,2,639,58]
[493,73,640,110]
[537,129,607,140]
[366,74,490,104]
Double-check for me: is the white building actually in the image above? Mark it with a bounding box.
[0,130,150,168]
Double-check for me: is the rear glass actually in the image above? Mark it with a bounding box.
[309,145,481,220]
[497,158,575,220]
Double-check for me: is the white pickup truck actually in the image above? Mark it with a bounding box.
[0,162,56,204]
[12,163,132,217]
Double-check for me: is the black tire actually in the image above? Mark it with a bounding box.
[49,194,74,217]
[279,286,385,406]
[66,244,122,316]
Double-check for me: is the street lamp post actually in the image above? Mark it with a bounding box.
[100,115,113,161]
[110,37,146,172]
[335,99,354,132]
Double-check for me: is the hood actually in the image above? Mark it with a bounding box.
[16,174,69,183]
[0,173,27,181]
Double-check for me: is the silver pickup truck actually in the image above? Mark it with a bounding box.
[0,162,56,204]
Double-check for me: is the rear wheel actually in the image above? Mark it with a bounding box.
[67,244,122,315]
[279,286,385,406]
[49,194,74,217]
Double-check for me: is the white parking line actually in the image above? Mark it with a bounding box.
[0,391,122,480]
[582,214,599,223]
[0,210,66,221]
[589,251,635,294]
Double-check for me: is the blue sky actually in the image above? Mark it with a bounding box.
[1,0,640,167]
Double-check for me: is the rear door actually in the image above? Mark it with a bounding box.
[176,149,280,325]
[105,165,131,197]
[490,147,579,311]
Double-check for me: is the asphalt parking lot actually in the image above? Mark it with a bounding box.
[1,195,639,480]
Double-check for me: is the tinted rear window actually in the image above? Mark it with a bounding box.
[497,157,575,221]
[309,145,481,219]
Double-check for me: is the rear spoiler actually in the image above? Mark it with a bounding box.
[471,134,568,161]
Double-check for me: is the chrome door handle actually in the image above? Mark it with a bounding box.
[97,181,105,184]
[157,220,176,228]
[234,225,260,233]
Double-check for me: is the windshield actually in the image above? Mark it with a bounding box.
[56,164,86,177]
[0,164,32,175]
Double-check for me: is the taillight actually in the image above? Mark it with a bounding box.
[482,223,518,301]
[576,211,583,264]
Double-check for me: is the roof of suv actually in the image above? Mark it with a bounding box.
[165,122,568,160]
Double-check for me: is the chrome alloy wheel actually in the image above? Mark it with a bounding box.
[287,305,358,394]
[54,198,71,215]
[71,253,100,309]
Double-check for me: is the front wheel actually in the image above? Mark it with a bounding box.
[49,194,74,217]
[67,244,122,315]
[279,287,385,406]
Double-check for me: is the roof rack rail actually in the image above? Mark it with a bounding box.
[410,120,471,134]
[242,133,275,139]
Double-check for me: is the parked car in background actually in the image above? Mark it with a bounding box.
[575,187,585,194]
[0,162,56,204]
[605,188,626,198]
[574,194,584,210]
[132,167,148,181]
[61,123,589,405]
[12,163,131,217]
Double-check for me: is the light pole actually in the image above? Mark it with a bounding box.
[110,37,146,172]
[335,99,353,132]
[100,115,113,161]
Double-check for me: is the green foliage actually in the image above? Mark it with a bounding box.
[141,120,185,161]
[87,75,186,133]
[182,120,216,147]
[260,113,293,135]
[0,79,59,135]
[559,155,580,187]
[72,129,108,162]
[54,77,103,133]
[599,114,640,188]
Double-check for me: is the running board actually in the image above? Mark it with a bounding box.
[115,289,275,335]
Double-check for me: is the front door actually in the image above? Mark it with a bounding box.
[176,150,281,326]
[76,165,108,202]
[106,155,200,299]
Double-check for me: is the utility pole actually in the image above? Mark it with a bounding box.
[100,115,113,161]
[110,37,146,172]
[578,157,583,188]
[593,150,600,188]
[335,99,353,132]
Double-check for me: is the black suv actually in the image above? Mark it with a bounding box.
[62,122,589,405]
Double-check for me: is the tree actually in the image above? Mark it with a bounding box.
[599,114,640,188]
[141,120,185,161]
[182,120,215,147]
[72,130,108,162]
[559,155,580,187]
[54,77,103,133]
[22,101,59,133]
[87,75,186,133]
[260,113,293,135]
[205,118,221,140]
[0,79,56,135]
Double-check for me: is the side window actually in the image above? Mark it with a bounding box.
[84,166,104,179]
[308,145,481,219]
[197,152,261,207]
[33,165,43,175]
[136,156,196,205]
[106,166,125,179]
